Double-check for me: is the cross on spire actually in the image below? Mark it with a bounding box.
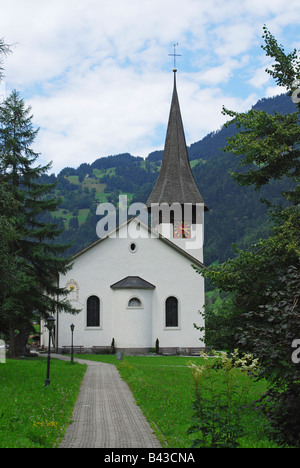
[168,43,181,71]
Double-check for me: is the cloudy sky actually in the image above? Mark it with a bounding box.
[1,0,300,174]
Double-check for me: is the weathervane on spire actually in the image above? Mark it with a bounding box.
[169,43,181,72]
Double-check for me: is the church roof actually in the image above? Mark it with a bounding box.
[146,71,208,210]
[110,276,156,289]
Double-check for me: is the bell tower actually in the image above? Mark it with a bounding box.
[146,68,208,262]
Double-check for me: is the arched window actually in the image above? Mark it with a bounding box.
[165,296,178,327]
[128,297,142,308]
[87,296,100,327]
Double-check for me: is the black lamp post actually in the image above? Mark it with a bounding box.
[45,315,55,387]
[70,323,75,364]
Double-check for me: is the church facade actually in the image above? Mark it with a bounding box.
[46,69,207,355]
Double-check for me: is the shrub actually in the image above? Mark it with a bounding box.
[188,350,260,448]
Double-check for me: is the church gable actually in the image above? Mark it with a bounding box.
[70,216,205,271]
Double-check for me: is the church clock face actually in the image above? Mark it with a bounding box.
[173,221,191,239]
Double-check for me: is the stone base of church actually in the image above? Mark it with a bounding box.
[57,346,205,356]
[158,347,205,356]
[113,347,204,355]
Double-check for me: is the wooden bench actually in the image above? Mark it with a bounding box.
[189,348,202,356]
[92,346,114,355]
[160,347,177,355]
[62,345,84,354]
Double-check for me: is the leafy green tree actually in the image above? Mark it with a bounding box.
[261,25,300,94]
[196,27,300,446]
[222,27,300,205]
[222,107,300,202]
[0,90,78,356]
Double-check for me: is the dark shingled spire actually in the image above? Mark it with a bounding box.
[146,71,207,210]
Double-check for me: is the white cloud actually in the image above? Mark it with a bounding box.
[264,85,288,98]
[30,66,172,170]
[247,54,275,89]
[213,23,257,59]
[248,67,271,89]
[0,0,299,172]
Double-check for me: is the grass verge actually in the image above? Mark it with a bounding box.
[0,357,86,448]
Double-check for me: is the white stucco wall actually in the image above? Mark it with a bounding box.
[57,220,205,352]
[112,289,153,349]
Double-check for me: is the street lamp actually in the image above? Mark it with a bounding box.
[45,315,55,387]
[70,323,75,364]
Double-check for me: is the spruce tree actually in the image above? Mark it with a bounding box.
[0,37,12,82]
[0,90,78,356]
[0,179,19,333]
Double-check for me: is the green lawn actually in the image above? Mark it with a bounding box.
[0,354,279,448]
[72,354,278,448]
[0,358,86,448]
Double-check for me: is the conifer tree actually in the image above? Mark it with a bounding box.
[0,90,78,356]
[0,37,11,82]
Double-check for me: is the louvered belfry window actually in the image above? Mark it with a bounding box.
[87,295,100,327]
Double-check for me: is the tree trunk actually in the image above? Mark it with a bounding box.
[8,322,30,357]
[15,328,30,356]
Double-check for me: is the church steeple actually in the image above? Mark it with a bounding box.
[146,71,207,211]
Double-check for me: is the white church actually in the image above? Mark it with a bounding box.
[45,69,208,355]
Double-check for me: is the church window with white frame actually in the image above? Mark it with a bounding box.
[86,295,100,327]
[165,296,178,327]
